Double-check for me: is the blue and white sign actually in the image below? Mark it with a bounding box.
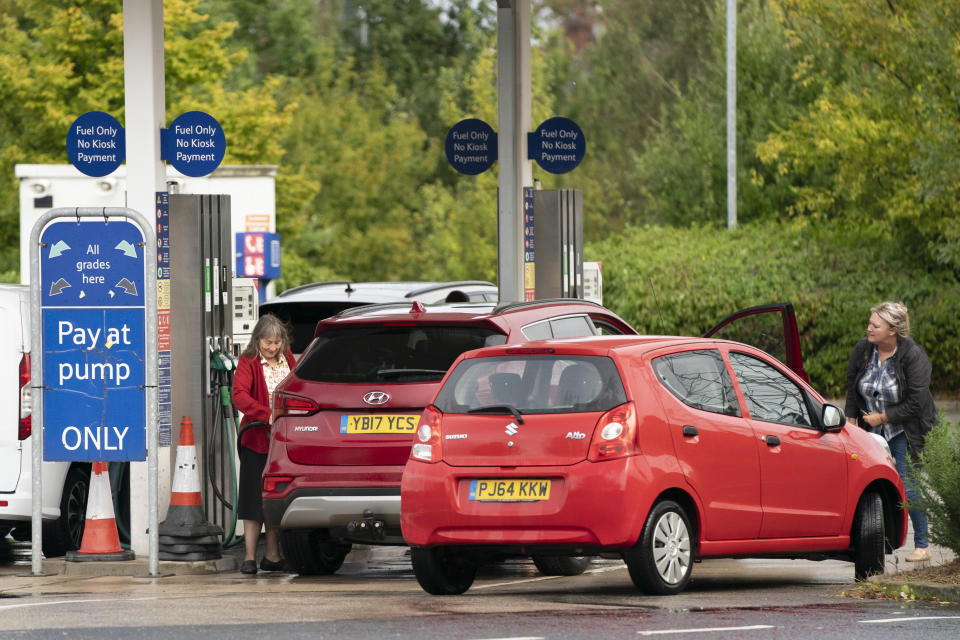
[66,111,125,177]
[445,118,497,175]
[40,220,147,461]
[164,111,227,177]
[527,116,586,174]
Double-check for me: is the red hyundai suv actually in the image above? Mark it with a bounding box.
[400,335,907,595]
[262,298,637,575]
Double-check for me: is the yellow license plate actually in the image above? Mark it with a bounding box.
[339,414,419,434]
[468,479,551,502]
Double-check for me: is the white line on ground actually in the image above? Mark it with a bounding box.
[467,637,545,640]
[638,625,775,635]
[859,616,960,624]
[0,596,162,612]
[472,574,562,589]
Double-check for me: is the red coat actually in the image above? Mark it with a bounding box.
[233,350,296,454]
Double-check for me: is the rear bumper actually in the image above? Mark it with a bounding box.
[263,487,401,530]
[400,457,657,548]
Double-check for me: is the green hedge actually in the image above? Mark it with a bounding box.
[915,420,960,555]
[587,222,960,398]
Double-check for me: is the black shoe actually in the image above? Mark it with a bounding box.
[259,557,285,572]
[240,560,258,574]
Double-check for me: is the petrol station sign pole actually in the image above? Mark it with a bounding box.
[29,208,158,576]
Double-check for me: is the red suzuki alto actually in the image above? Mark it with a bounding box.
[400,336,907,595]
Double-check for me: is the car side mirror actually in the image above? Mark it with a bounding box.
[821,404,845,433]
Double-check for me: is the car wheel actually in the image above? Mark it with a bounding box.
[853,491,885,581]
[411,547,477,595]
[532,555,591,576]
[624,499,693,595]
[279,529,351,575]
[42,465,89,557]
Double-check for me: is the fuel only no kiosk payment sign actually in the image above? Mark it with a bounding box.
[40,220,147,461]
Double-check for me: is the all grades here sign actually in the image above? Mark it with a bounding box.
[40,220,147,461]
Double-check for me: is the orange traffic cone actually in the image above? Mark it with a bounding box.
[65,461,135,562]
[158,417,222,560]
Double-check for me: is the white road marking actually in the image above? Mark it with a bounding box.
[0,596,162,611]
[472,574,562,589]
[859,616,960,624]
[473,560,624,590]
[638,625,775,635]
[467,637,544,640]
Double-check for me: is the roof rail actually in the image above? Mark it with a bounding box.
[277,281,354,297]
[335,301,417,318]
[404,280,496,298]
[492,298,603,315]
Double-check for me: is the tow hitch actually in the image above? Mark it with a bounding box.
[346,509,386,540]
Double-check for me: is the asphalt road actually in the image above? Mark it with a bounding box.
[2,542,958,639]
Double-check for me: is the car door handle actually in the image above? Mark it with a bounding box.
[682,425,698,437]
[763,435,780,447]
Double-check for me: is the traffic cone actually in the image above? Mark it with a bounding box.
[158,416,222,560]
[66,461,135,562]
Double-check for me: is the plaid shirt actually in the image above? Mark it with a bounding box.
[857,345,903,441]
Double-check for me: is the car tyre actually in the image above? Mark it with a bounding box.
[624,499,693,595]
[280,529,351,575]
[42,465,89,557]
[853,491,885,581]
[411,547,477,595]
[532,555,591,576]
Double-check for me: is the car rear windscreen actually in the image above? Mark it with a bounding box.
[295,325,502,383]
[434,355,626,414]
[257,302,364,354]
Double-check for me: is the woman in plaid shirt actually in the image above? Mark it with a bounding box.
[845,301,937,562]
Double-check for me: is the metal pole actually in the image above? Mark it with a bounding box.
[496,1,532,302]
[123,0,165,576]
[726,0,737,230]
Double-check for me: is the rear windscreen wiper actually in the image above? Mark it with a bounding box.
[466,404,524,424]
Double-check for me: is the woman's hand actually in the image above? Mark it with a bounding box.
[862,411,887,427]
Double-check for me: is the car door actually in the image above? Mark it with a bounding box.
[650,346,762,541]
[725,348,846,538]
[704,303,808,381]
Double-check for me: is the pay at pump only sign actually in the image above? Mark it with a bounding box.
[40,220,147,461]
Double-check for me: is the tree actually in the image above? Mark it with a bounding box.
[0,0,291,280]
[756,0,960,273]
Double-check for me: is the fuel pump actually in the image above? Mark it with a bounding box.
[168,194,239,537]
[533,189,583,299]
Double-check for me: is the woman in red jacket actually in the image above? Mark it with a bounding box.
[233,314,296,575]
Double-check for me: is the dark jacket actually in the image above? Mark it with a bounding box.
[233,350,296,454]
[845,336,936,460]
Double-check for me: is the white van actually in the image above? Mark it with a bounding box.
[0,283,89,556]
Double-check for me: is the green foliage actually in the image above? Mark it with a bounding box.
[588,221,960,396]
[0,0,290,276]
[914,420,960,555]
[758,0,960,273]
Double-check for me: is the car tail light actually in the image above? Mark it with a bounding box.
[587,401,639,462]
[263,475,294,494]
[410,405,443,463]
[19,353,31,440]
[273,390,320,419]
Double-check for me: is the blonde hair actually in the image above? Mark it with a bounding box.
[242,313,291,358]
[871,301,910,338]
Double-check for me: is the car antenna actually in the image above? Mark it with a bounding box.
[649,277,666,335]
[344,282,354,293]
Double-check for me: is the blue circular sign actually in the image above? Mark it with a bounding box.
[529,116,585,174]
[66,111,125,177]
[166,111,227,177]
[445,119,497,175]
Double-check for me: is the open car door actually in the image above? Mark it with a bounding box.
[703,302,808,382]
